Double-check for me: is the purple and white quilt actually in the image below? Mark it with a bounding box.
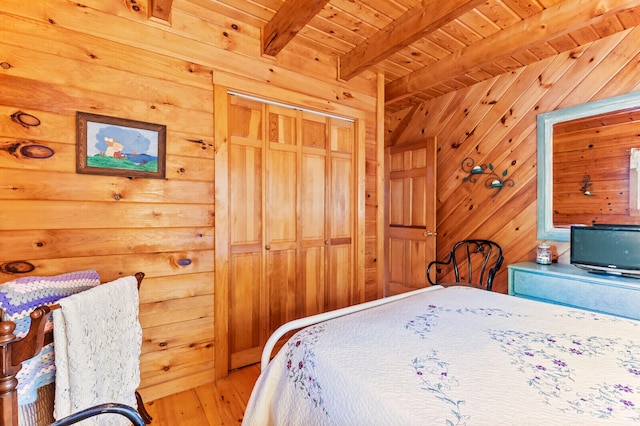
[244,286,640,425]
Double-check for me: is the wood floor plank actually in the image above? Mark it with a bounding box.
[147,363,261,425]
[191,384,223,425]
[229,364,261,406]
[162,389,209,425]
[208,377,247,424]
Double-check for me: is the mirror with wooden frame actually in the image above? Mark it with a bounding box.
[537,91,640,241]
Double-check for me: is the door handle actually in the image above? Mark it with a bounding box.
[424,231,437,237]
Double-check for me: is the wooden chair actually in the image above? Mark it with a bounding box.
[426,240,504,291]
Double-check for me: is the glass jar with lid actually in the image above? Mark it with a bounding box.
[536,242,552,265]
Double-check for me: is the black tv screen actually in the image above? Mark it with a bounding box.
[570,224,640,276]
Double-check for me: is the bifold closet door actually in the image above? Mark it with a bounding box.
[228,97,357,369]
[228,96,266,369]
[265,106,301,339]
[326,118,355,310]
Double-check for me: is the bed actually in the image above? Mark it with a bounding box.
[243,285,640,425]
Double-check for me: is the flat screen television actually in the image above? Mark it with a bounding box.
[570,224,640,278]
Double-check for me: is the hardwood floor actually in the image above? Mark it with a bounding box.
[143,364,261,425]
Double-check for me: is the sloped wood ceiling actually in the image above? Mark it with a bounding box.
[173,0,640,114]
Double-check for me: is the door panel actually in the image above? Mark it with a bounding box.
[302,115,327,149]
[267,248,298,333]
[388,237,405,284]
[301,246,325,316]
[229,145,262,245]
[327,244,353,310]
[229,252,262,369]
[389,179,405,225]
[411,176,427,227]
[407,239,428,286]
[301,153,326,239]
[267,149,297,243]
[330,117,353,153]
[385,138,437,296]
[269,106,296,145]
[330,155,353,239]
[230,97,263,139]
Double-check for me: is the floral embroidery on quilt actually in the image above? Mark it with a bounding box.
[455,306,525,318]
[489,330,640,421]
[411,351,468,426]
[620,343,640,378]
[284,324,329,416]
[406,305,527,424]
[566,382,640,421]
[555,310,640,326]
[405,304,442,338]
[406,304,525,339]
[405,305,521,426]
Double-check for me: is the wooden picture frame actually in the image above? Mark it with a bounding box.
[76,112,166,179]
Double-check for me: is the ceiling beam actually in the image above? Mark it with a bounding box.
[385,0,640,105]
[262,0,330,57]
[339,0,485,81]
[150,0,173,22]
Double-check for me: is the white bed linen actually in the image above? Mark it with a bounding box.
[243,286,640,425]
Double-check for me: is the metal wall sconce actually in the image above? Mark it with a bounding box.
[462,157,514,197]
[580,174,593,196]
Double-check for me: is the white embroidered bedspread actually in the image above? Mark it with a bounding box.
[243,286,640,425]
[52,276,142,426]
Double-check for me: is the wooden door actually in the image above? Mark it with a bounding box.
[300,112,329,316]
[227,97,358,369]
[265,105,299,340]
[385,138,437,296]
[326,118,355,310]
[228,96,266,369]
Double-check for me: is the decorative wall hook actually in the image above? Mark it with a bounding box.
[462,157,514,197]
[580,174,593,196]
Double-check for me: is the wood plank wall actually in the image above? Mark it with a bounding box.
[553,110,640,225]
[386,27,640,294]
[0,1,378,401]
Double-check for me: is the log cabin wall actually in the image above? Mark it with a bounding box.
[386,27,640,294]
[0,1,379,401]
[553,109,640,225]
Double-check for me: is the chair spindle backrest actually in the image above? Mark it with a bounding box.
[427,239,504,290]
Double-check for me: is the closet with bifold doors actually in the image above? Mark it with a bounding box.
[224,93,361,370]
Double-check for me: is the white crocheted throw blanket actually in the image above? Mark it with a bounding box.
[52,276,142,426]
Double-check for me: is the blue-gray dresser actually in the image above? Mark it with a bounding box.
[508,261,640,321]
